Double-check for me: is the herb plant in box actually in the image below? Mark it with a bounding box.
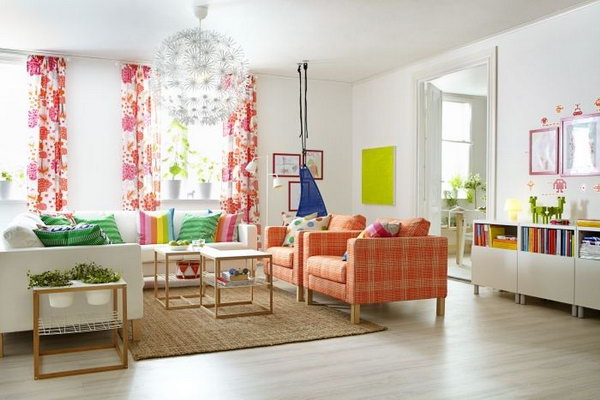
[27,270,74,308]
[70,262,121,305]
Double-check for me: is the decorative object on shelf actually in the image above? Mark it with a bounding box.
[362,146,395,205]
[153,5,248,126]
[504,198,523,222]
[553,178,567,193]
[561,113,600,176]
[527,180,535,191]
[580,183,587,192]
[529,127,559,175]
[288,181,301,211]
[572,104,583,116]
[595,98,600,109]
[550,219,570,225]
[594,184,600,192]
[272,153,301,177]
[541,117,548,126]
[27,270,73,308]
[555,105,564,113]
[529,196,566,224]
[163,120,194,199]
[303,150,323,180]
[176,261,200,279]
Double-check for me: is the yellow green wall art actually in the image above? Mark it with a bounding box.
[361,146,395,205]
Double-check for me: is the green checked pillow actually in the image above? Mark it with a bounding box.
[34,224,111,247]
[282,215,331,247]
[178,213,221,242]
[74,214,124,244]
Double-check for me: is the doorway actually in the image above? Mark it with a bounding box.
[416,53,497,281]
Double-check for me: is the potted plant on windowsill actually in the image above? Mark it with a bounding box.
[27,270,74,308]
[194,157,220,200]
[0,171,13,200]
[70,262,121,305]
[162,120,196,200]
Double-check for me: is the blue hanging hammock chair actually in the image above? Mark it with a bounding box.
[296,63,327,217]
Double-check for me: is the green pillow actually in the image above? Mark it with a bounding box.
[41,214,73,225]
[178,213,221,242]
[74,214,124,244]
[34,224,111,247]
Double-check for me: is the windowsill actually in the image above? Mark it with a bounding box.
[0,199,26,203]
[161,198,220,202]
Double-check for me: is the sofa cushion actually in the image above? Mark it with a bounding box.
[282,215,331,247]
[139,208,175,244]
[266,246,294,268]
[2,213,45,249]
[178,213,221,242]
[34,224,111,247]
[307,256,347,284]
[328,214,366,231]
[359,221,401,238]
[214,213,242,242]
[74,214,124,244]
[377,217,430,237]
[40,213,75,225]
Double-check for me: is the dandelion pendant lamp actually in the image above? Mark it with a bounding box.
[153,5,249,126]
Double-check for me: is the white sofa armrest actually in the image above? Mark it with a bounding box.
[238,224,257,250]
[0,244,143,334]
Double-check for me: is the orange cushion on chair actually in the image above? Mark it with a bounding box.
[377,217,430,237]
[307,256,347,283]
[328,214,367,231]
[266,246,294,268]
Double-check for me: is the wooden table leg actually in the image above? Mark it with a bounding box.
[165,254,170,309]
[121,286,128,368]
[268,257,273,313]
[33,291,40,379]
[153,250,158,299]
[215,259,220,318]
[456,213,465,266]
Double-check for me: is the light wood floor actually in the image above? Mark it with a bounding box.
[1,280,599,400]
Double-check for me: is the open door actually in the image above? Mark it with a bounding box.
[423,82,443,235]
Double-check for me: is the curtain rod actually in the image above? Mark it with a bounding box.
[0,47,152,66]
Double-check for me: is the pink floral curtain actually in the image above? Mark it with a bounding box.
[26,55,68,212]
[221,75,261,239]
[120,64,160,211]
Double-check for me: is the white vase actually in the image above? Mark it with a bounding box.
[86,289,112,306]
[197,182,213,199]
[164,180,182,199]
[48,292,74,308]
[0,181,12,200]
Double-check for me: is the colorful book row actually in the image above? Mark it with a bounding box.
[520,227,575,257]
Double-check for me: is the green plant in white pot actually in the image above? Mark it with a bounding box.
[27,270,74,308]
[0,170,13,200]
[194,157,220,200]
[162,120,196,199]
[70,262,121,305]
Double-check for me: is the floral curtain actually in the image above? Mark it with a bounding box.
[26,55,68,212]
[120,63,160,211]
[221,75,260,241]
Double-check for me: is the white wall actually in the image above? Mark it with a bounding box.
[256,75,353,228]
[352,2,600,223]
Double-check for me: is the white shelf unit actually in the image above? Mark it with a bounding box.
[575,226,600,314]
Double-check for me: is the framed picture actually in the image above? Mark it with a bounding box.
[273,153,301,177]
[561,113,600,176]
[303,149,324,180]
[529,127,559,175]
[288,181,301,211]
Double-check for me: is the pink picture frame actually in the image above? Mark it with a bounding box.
[529,127,559,175]
[303,149,324,180]
[561,113,600,176]
[273,153,301,177]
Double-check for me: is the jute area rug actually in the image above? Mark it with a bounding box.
[129,286,386,361]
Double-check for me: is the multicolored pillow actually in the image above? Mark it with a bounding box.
[74,214,124,244]
[281,211,318,226]
[282,215,331,247]
[178,213,221,242]
[358,221,401,238]
[139,208,175,245]
[214,213,242,242]
[40,213,75,226]
[34,224,111,247]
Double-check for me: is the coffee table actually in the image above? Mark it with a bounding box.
[199,248,273,319]
[153,246,202,310]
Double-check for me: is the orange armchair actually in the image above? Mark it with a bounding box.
[303,231,448,323]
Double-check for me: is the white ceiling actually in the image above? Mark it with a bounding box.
[0,0,593,82]
[431,64,488,96]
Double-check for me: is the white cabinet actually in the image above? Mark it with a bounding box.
[575,258,600,310]
[517,251,574,304]
[472,246,517,292]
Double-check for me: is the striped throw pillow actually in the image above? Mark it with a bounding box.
[178,213,221,242]
[40,213,75,225]
[139,208,175,245]
[34,224,111,247]
[74,214,124,244]
[214,213,243,242]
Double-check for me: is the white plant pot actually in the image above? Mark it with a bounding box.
[0,181,12,200]
[164,180,182,199]
[197,182,213,200]
[48,292,74,308]
[86,289,112,306]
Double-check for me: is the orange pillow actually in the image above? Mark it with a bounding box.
[377,217,430,237]
[328,214,367,231]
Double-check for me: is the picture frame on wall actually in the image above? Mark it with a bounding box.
[273,153,301,177]
[288,181,301,211]
[303,149,324,180]
[561,113,600,176]
[529,127,559,175]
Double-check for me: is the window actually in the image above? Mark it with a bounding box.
[441,100,472,197]
[0,58,28,198]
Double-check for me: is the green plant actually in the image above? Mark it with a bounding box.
[443,174,464,207]
[69,262,121,284]
[193,156,220,183]
[27,270,72,289]
[162,120,196,180]
[0,171,13,182]
[464,173,486,209]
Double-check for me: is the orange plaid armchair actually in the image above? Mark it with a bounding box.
[303,219,448,323]
[264,214,366,301]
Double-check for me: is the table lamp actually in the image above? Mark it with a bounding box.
[504,198,523,222]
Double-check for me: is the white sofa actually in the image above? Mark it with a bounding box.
[0,209,257,354]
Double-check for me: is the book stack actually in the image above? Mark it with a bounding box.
[580,236,600,260]
[576,219,600,228]
[474,223,489,246]
[492,235,517,250]
[520,227,574,257]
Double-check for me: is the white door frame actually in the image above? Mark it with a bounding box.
[414,47,498,225]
